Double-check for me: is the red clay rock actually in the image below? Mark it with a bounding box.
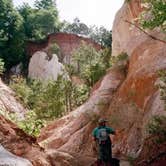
[38,0,166,165]
[0,115,51,166]
[27,32,102,64]
[107,0,166,164]
[38,65,126,165]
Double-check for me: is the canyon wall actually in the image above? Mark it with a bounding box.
[0,0,165,165]
[38,0,166,165]
[27,32,102,64]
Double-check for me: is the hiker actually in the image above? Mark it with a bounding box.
[92,118,115,166]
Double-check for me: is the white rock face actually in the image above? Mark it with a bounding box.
[28,51,66,81]
[0,79,27,118]
[0,145,32,166]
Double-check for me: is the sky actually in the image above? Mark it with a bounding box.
[13,0,124,30]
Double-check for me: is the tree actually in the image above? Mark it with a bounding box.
[18,0,60,40]
[61,18,112,48]
[72,42,106,87]
[89,26,112,47]
[17,3,34,39]
[0,0,24,69]
[62,18,90,36]
[35,0,56,9]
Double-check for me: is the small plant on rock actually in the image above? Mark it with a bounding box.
[146,115,166,144]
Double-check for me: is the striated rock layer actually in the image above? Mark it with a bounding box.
[27,32,102,64]
[38,0,166,165]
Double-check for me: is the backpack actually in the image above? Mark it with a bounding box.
[97,128,109,144]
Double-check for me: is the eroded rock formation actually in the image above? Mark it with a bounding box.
[0,79,27,118]
[0,115,51,166]
[0,145,32,166]
[38,65,127,165]
[38,0,166,165]
[28,51,66,81]
[27,32,102,64]
[0,0,165,165]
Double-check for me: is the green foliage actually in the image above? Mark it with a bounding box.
[72,84,89,107]
[0,0,60,70]
[48,43,60,59]
[61,18,112,47]
[35,0,56,9]
[17,3,34,39]
[72,42,107,87]
[125,0,132,3]
[140,0,166,33]
[0,0,25,69]
[10,76,33,107]
[62,18,90,36]
[18,1,60,40]
[100,48,112,68]
[0,58,5,75]
[146,115,166,144]
[90,26,112,48]
[0,107,45,137]
[110,52,128,65]
[33,77,66,120]
[158,70,166,110]
[10,76,65,120]
[18,111,46,136]
[10,75,89,121]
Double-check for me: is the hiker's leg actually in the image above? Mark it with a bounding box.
[105,162,111,166]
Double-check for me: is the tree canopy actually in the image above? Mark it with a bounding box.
[0,0,24,69]
[0,0,60,70]
[61,18,112,48]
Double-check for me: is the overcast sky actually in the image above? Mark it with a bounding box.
[13,0,124,30]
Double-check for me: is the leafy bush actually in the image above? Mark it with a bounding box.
[71,42,108,87]
[10,76,33,107]
[10,75,89,121]
[72,84,89,107]
[125,0,132,3]
[140,0,166,33]
[158,70,166,110]
[0,58,5,75]
[48,43,61,59]
[110,52,128,65]
[0,107,45,137]
[146,115,166,144]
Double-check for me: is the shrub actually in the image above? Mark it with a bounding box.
[10,76,33,107]
[71,42,107,87]
[48,43,61,60]
[158,70,166,110]
[10,75,89,120]
[146,115,166,144]
[110,52,128,65]
[0,58,5,75]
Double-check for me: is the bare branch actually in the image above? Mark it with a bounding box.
[124,20,166,44]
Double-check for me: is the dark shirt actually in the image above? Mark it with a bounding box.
[92,126,115,138]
